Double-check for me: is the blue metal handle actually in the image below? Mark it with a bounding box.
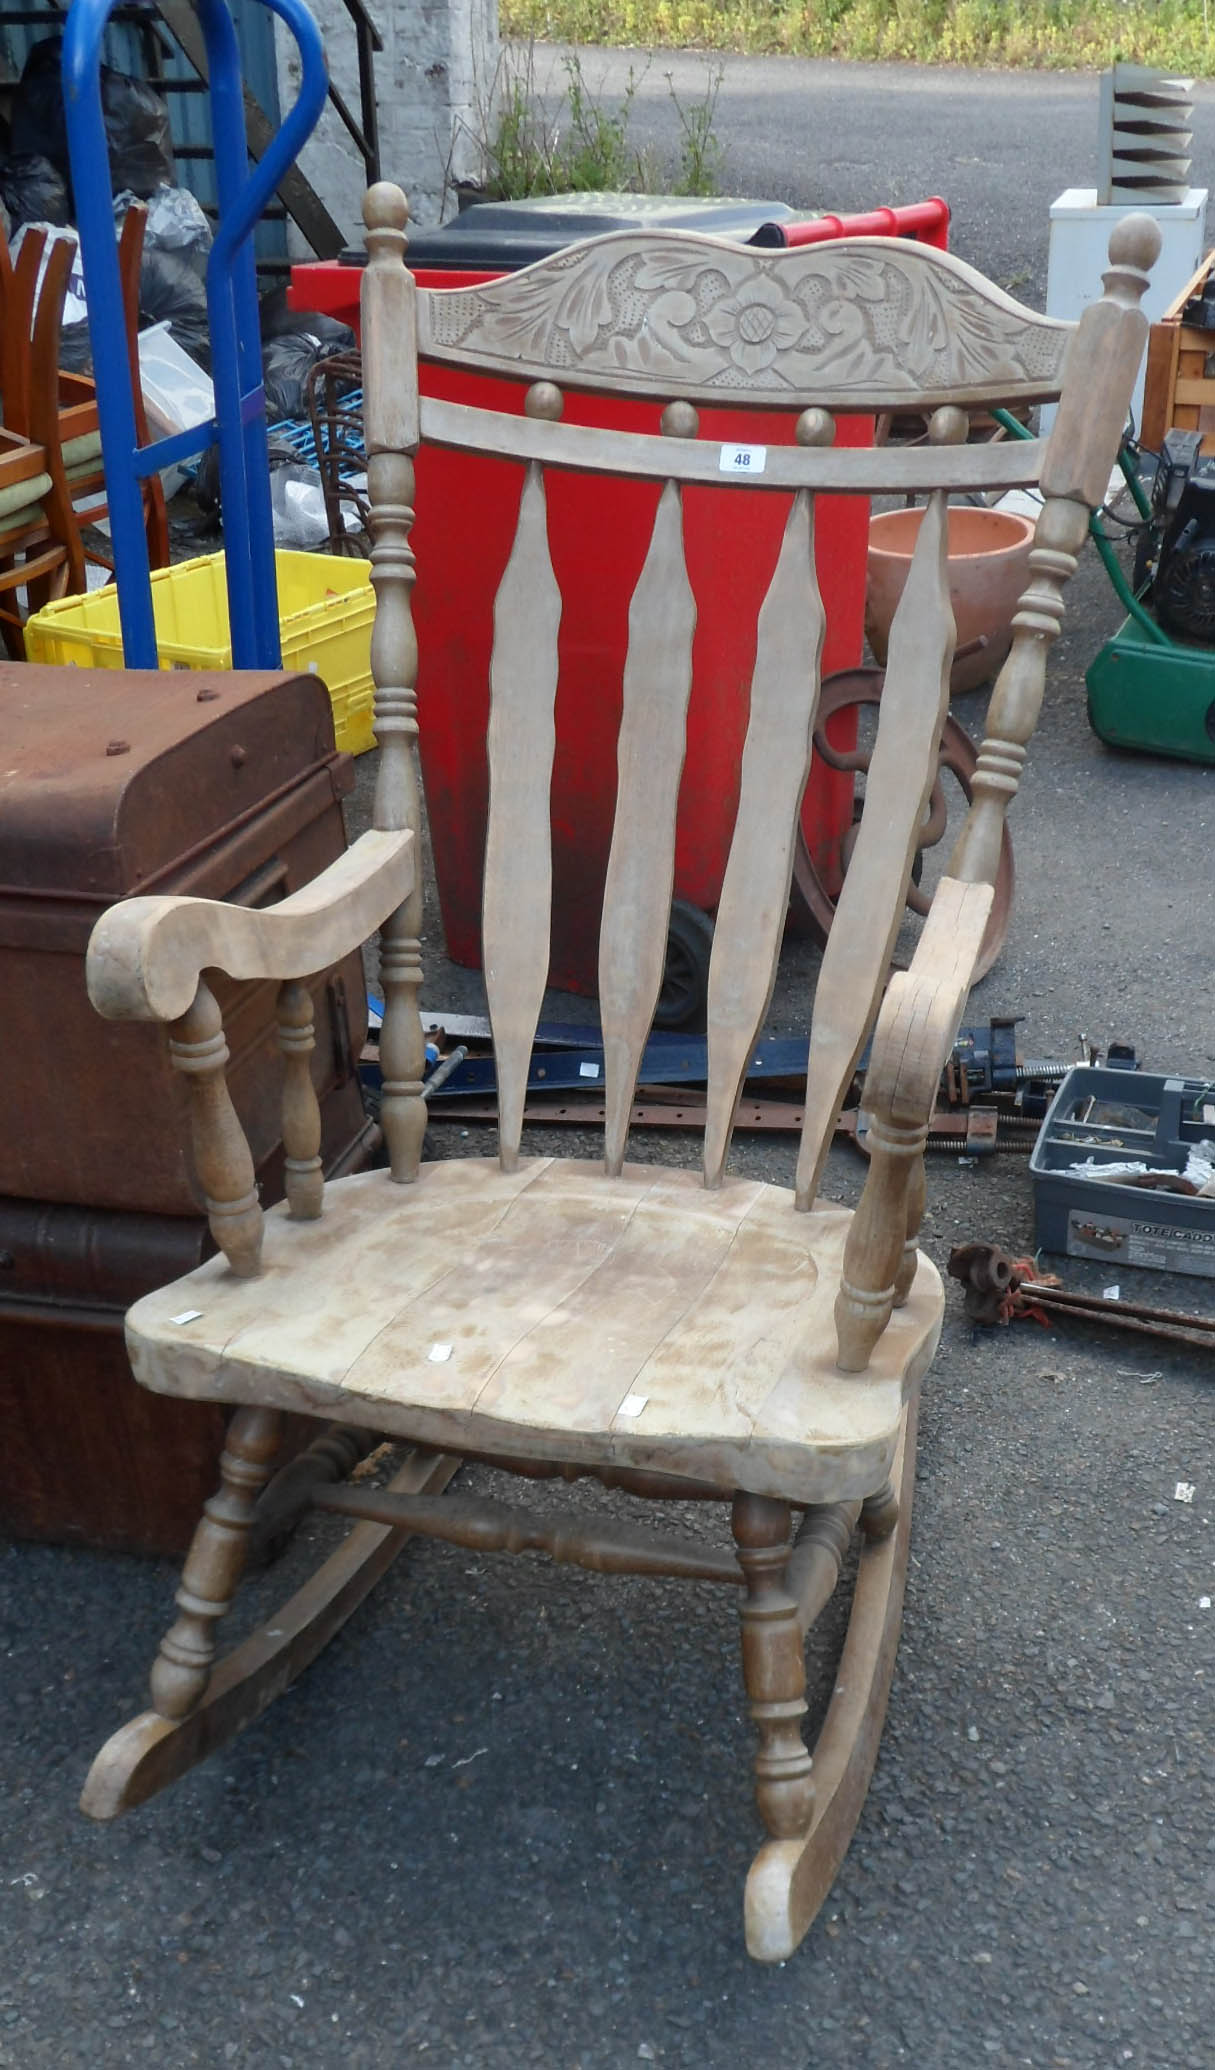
[62,0,329,668]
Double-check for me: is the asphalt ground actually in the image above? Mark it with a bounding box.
[528,47,1215,309]
[4,55,1215,2070]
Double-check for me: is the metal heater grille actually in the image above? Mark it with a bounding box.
[1097,64,1194,206]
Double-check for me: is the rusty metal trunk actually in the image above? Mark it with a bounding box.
[0,665,369,1213]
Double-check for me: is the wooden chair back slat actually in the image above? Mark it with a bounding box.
[24,234,76,440]
[794,486,956,1210]
[600,477,697,1176]
[0,227,47,433]
[417,394,1050,496]
[703,485,825,1189]
[484,461,562,1170]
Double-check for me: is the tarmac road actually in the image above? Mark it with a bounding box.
[535,46,1215,303]
[4,53,1215,2070]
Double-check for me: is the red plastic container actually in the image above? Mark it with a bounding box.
[291,198,948,997]
[773,198,949,250]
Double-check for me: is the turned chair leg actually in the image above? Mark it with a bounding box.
[149,1407,286,1721]
[860,1477,900,1542]
[731,1492,815,1841]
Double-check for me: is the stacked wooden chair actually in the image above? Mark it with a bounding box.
[79,185,1156,1959]
[0,227,87,653]
[36,204,170,580]
[0,206,167,652]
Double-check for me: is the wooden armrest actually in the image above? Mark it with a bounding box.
[861,877,994,1134]
[835,877,994,1374]
[86,828,414,1023]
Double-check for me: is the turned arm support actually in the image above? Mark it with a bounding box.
[84,828,413,1279]
[85,827,414,1023]
[834,878,992,1373]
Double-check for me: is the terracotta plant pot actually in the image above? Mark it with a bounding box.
[865,504,1036,695]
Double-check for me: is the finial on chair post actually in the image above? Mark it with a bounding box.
[1036,207,1160,514]
[363,180,410,244]
[1102,212,1163,307]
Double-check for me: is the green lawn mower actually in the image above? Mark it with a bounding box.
[997,409,1215,765]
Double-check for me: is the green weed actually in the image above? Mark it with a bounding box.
[669,63,724,195]
[455,43,725,202]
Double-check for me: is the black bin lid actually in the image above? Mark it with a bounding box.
[341,192,803,272]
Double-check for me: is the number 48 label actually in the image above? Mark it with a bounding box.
[718,443,767,476]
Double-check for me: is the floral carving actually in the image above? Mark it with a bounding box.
[419,234,1070,402]
[704,273,808,375]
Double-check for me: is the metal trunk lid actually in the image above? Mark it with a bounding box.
[0,666,349,913]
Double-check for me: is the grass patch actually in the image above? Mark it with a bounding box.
[500,0,1215,72]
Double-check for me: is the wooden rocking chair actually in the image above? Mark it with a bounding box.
[80,186,1157,1961]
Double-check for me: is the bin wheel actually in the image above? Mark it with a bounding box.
[790,666,1014,984]
[656,899,715,1028]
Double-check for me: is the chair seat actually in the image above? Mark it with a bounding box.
[62,432,104,473]
[126,1158,943,1503]
[0,472,51,524]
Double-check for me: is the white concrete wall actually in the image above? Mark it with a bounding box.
[276,0,499,253]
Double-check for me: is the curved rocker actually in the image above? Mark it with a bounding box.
[81,1445,458,1821]
[744,1387,918,1962]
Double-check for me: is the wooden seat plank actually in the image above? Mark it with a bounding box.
[124,1161,937,1503]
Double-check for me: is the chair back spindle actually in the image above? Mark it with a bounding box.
[702,461,824,1189]
[277,979,324,1219]
[599,464,697,1177]
[795,416,962,1212]
[362,184,428,1184]
[484,450,562,1169]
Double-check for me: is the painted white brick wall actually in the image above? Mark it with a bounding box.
[276,0,499,254]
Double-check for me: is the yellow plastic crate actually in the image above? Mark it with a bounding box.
[26,549,378,756]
